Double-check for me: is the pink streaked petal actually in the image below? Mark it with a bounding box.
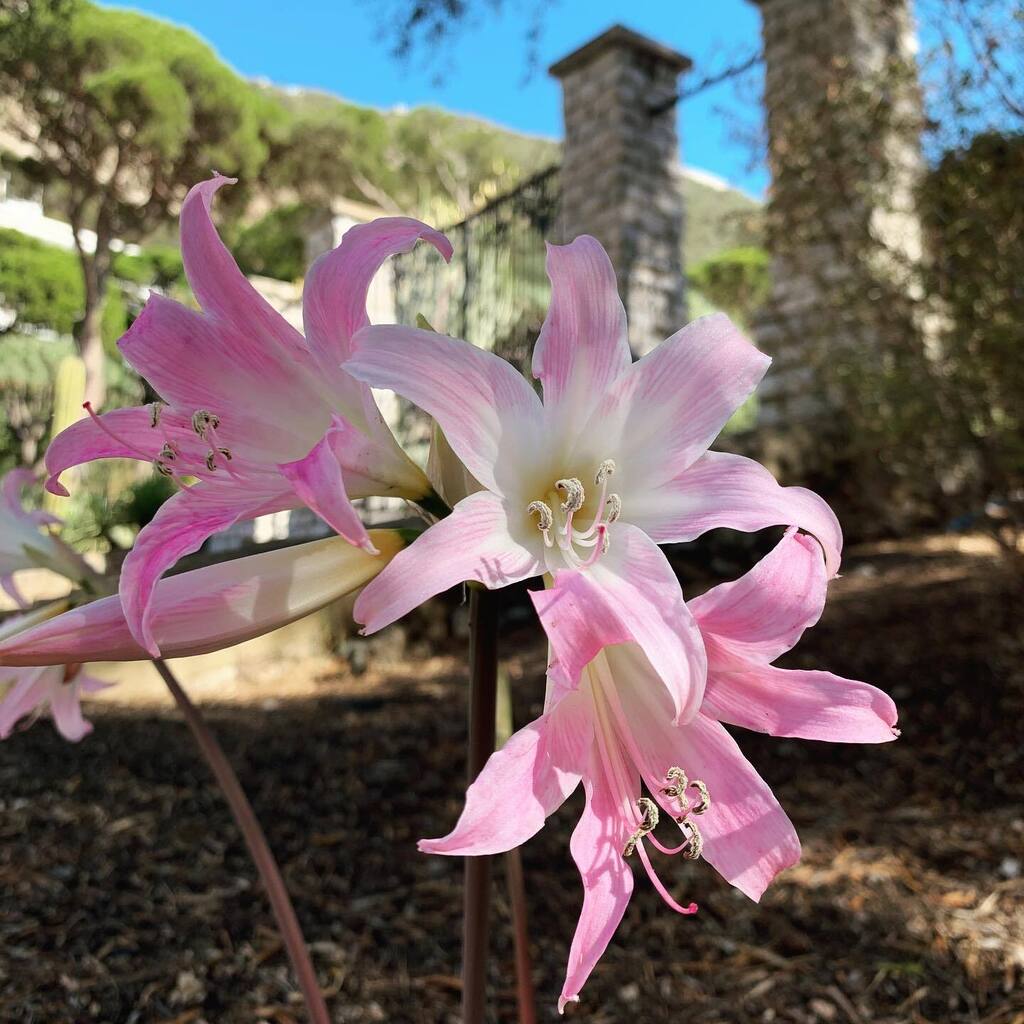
[45,407,161,496]
[533,523,706,723]
[279,418,375,553]
[560,747,636,1013]
[120,481,294,656]
[354,491,543,635]
[0,533,404,666]
[304,216,452,372]
[0,667,50,738]
[690,528,827,662]
[678,714,800,900]
[532,236,630,430]
[119,294,325,464]
[346,325,543,499]
[419,691,591,857]
[179,175,308,360]
[631,451,843,577]
[48,676,93,742]
[703,665,900,744]
[530,577,632,706]
[573,314,770,492]
[615,668,799,901]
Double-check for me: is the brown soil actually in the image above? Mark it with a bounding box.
[1,535,1021,1023]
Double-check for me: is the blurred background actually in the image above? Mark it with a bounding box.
[0,1,1021,1021]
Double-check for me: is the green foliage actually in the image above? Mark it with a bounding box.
[688,247,771,328]
[0,1,277,229]
[265,87,558,222]
[0,334,143,473]
[0,228,151,354]
[682,177,763,267]
[59,466,176,551]
[0,228,83,336]
[920,131,1024,531]
[111,246,184,288]
[232,203,310,281]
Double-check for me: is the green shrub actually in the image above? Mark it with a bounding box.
[688,246,771,328]
[112,244,184,288]
[0,334,143,473]
[0,227,83,335]
[232,202,310,281]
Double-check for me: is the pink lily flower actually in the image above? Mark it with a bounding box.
[0,468,93,607]
[0,530,406,667]
[0,663,110,742]
[343,235,842,724]
[44,175,451,655]
[419,530,897,1010]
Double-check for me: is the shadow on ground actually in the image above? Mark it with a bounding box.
[1,539,1021,1023]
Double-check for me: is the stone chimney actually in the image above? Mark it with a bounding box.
[550,26,691,356]
[749,0,927,429]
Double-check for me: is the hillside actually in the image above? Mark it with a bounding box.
[262,85,761,269]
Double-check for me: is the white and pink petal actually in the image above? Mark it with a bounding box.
[689,528,828,662]
[419,691,591,857]
[532,236,630,436]
[531,523,706,723]
[346,325,544,499]
[630,451,843,577]
[354,491,543,635]
[702,665,899,744]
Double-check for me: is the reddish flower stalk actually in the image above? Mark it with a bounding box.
[151,659,329,1024]
[462,586,499,1024]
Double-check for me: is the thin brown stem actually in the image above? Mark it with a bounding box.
[505,848,538,1024]
[151,659,330,1024]
[462,586,499,1024]
[496,667,537,1024]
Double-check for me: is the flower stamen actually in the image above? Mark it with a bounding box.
[623,796,660,857]
[527,500,555,547]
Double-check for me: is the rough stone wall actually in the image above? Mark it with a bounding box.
[751,0,927,438]
[551,27,690,356]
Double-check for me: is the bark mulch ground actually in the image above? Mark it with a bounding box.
[0,536,1021,1023]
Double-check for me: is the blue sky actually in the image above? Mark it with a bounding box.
[114,1,769,196]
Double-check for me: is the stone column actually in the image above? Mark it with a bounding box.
[550,26,691,356]
[749,0,927,431]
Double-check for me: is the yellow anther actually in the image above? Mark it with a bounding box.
[662,766,689,798]
[555,477,585,513]
[527,500,554,532]
[689,779,710,816]
[623,797,660,857]
[676,818,704,860]
[191,410,221,438]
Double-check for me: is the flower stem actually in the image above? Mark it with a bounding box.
[496,668,537,1024]
[151,659,330,1024]
[462,585,499,1024]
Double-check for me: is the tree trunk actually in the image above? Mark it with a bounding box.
[75,246,109,411]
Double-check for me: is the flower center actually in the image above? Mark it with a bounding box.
[526,459,621,569]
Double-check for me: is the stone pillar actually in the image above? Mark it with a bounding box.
[550,26,691,356]
[749,0,927,430]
